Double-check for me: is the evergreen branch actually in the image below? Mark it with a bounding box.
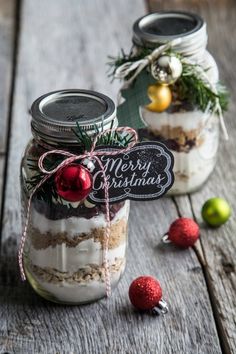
[72,120,133,148]
[107,47,153,79]
[109,47,229,113]
[175,62,229,112]
[25,123,135,204]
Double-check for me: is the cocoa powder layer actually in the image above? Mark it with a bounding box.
[29,258,125,284]
[29,218,128,250]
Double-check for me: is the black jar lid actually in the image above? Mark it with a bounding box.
[31,89,117,144]
[133,11,206,49]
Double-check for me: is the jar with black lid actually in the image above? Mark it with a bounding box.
[21,89,130,304]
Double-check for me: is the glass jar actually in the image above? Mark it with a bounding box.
[21,89,130,304]
[132,12,220,194]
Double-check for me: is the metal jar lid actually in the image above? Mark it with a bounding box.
[31,89,117,144]
[133,11,207,62]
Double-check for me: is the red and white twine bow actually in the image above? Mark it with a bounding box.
[19,127,138,297]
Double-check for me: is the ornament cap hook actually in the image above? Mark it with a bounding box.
[151,299,169,315]
[162,234,171,244]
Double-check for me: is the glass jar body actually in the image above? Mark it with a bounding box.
[140,51,220,194]
[21,139,130,304]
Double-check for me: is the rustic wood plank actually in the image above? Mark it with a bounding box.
[0,0,15,154]
[0,0,15,219]
[0,0,222,353]
[0,200,221,354]
[149,1,236,353]
[0,157,4,214]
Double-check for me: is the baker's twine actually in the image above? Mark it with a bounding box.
[115,38,182,85]
[115,38,228,140]
[19,126,138,297]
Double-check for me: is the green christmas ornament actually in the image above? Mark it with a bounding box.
[201,197,231,227]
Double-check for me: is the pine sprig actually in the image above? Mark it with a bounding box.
[72,122,92,151]
[216,83,229,112]
[25,155,65,204]
[72,120,135,149]
[109,48,229,114]
[175,62,229,112]
[107,47,152,79]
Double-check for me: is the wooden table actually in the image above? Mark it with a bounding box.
[0,0,235,353]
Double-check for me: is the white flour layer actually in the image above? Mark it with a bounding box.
[30,263,125,304]
[141,108,219,194]
[30,200,130,237]
[29,240,126,273]
[170,148,216,194]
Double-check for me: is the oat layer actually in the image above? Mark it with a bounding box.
[29,218,128,250]
[29,258,125,284]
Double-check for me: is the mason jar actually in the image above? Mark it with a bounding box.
[21,89,130,304]
[132,12,220,194]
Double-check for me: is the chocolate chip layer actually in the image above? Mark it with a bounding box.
[33,198,125,221]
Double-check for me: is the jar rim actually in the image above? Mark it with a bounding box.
[133,11,205,47]
[31,89,117,144]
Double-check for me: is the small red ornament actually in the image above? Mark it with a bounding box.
[165,217,199,248]
[55,163,92,202]
[129,276,167,313]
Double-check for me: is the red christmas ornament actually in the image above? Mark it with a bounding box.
[166,217,199,248]
[129,276,163,311]
[55,163,92,202]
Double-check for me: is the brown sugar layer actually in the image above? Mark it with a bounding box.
[139,126,204,153]
[29,258,125,284]
[175,171,190,181]
[29,218,128,250]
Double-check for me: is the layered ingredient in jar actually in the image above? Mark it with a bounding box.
[138,51,220,194]
[21,140,129,304]
[24,198,129,304]
[140,105,219,194]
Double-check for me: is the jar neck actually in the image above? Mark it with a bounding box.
[32,132,85,154]
[31,116,119,152]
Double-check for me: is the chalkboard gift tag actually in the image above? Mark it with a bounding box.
[87,141,174,204]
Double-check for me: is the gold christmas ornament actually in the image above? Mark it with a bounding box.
[146,84,172,112]
[151,55,183,85]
